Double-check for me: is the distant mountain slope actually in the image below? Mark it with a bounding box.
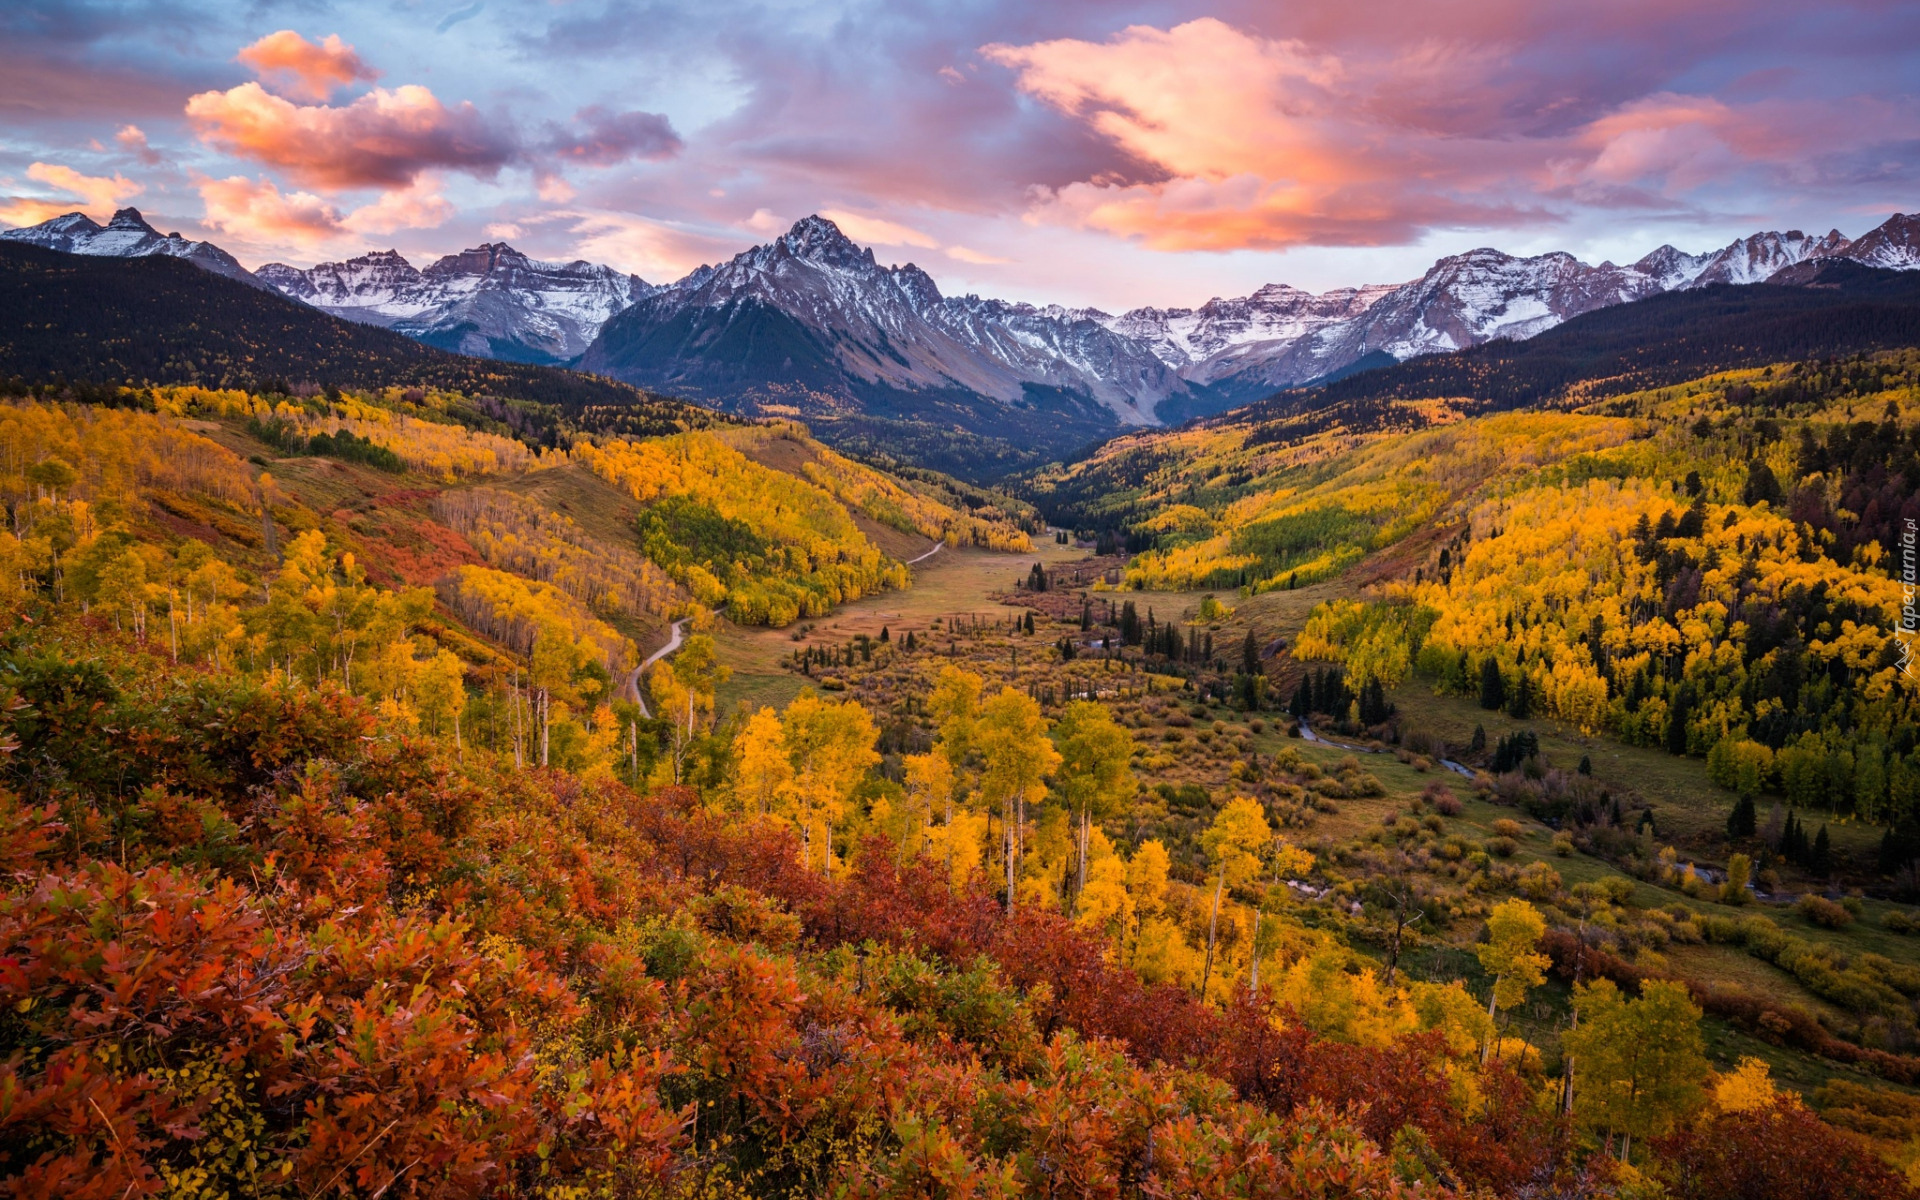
[0,207,264,288]
[579,216,1147,470]
[257,244,656,365]
[0,241,701,427]
[1237,260,1920,422]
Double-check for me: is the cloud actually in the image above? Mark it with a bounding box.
[185,81,517,191]
[437,4,485,34]
[983,19,1553,250]
[980,16,1920,251]
[29,162,141,211]
[115,124,162,165]
[544,105,681,166]
[196,174,344,247]
[341,176,454,234]
[0,162,142,226]
[818,209,939,248]
[945,245,1010,264]
[236,31,378,102]
[557,210,742,280]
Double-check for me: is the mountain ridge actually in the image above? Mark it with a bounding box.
[7,205,1919,439]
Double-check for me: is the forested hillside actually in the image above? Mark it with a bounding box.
[1,357,1918,1196]
[0,243,704,429]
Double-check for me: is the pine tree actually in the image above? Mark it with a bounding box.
[1241,629,1259,676]
[1811,824,1832,876]
[1665,686,1693,756]
[879,626,889,643]
[1507,670,1532,720]
[1727,795,1757,840]
[1471,724,1487,753]
[1479,658,1506,711]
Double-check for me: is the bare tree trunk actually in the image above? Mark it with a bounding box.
[1249,909,1262,997]
[1201,869,1225,999]
[539,687,550,768]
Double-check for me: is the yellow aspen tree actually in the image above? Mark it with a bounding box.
[735,707,792,816]
[1476,898,1550,1062]
[902,751,954,866]
[1051,700,1136,902]
[974,687,1059,909]
[780,693,879,874]
[1200,796,1271,999]
[1566,978,1708,1162]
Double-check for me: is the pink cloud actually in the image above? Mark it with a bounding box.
[818,209,940,248]
[237,31,379,102]
[185,81,516,191]
[0,162,142,227]
[983,16,1920,251]
[341,176,454,234]
[115,125,162,166]
[196,175,344,247]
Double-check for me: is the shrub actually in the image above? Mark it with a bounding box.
[1799,894,1854,929]
[1486,836,1519,858]
[1490,818,1524,839]
[1883,910,1918,935]
[1519,861,1563,901]
[1550,831,1575,857]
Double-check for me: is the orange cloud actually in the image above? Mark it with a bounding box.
[341,176,453,234]
[115,125,162,165]
[185,81,515,191]
[982,19,1539,250]
[237,31,378,102]
[197,174,343,247]
[0,162,142,226]
[819,209,939,249]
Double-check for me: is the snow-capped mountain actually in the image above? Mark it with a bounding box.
[583,211,1920,425]
[580,215,1178,425]
[257,244,655,365]
[1841,213,1920,271]
[0,208,262,288]
[8,205,1918,429]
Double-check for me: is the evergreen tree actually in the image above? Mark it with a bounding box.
[1479,658,1506,711]
[879,626,889,643]
[1811,824,1832,876]
[1507,670,1532,720]
[1578,754,1593,776]
[1727,795,1757,840]
[1471,724,1487,753]
[1241,629,1260,675]
[1666,686,1693,756]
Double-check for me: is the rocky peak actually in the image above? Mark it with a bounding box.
[106,208,160,235]
[776,216,873,270]
[425,243,535,279]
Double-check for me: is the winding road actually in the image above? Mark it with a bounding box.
[621,539,944,716]
[621,615,691,716]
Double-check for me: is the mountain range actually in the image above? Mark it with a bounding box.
[254,244,655,365]
[6,205,1919,439]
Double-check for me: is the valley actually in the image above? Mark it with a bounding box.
[2,227,1920,1196]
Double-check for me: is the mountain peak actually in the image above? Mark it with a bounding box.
[778,216,873,269]
[107,208,159,234]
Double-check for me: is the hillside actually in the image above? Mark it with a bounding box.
[1238,261,1920,422]
[0,241,699,428]
[2,354,1919,1193]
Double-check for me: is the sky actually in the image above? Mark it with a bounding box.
[2,0,1917,312]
